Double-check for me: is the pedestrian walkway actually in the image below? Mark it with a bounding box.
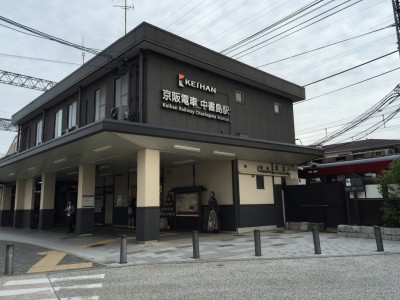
[1,226,399,274]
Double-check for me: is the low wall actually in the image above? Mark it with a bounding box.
[337,225,400,241]
[286,222,325,231]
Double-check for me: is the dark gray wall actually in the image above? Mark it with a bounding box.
[145,51,295,143]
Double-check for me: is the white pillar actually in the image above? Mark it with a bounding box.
[39,173,56,230]
[14,178,35,228]
[76,164,96,234]
[0,186,13,226]
[136,149,160,242]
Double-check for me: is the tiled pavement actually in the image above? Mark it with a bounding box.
[1,226,399,270]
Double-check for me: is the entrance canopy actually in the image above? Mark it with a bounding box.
[0,120,322,183]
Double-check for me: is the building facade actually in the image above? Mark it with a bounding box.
[0,23,322,241]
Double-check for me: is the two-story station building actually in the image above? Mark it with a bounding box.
[0,23,322,242]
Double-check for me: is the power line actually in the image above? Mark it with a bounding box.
[220,0,324,54]
[296,104,400,135]
[303,51,398,86]
[310,83,400,146]
[0,16,112,59]
[0,53,81,66]
[257,24,394,68]
[233,0,364,59]
[296,67,400,103]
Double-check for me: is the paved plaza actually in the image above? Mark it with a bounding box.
[1,226,400,275]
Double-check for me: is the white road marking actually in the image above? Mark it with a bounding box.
[0,287,54,297]
[3,278,50,286]
[54,283,102,291]
[50,274,105,283]
[59,297,99,300]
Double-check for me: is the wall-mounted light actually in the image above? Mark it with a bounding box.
[93,145,112,153]
[27,167,36,171]
[213,150,235,157]
[66,171,78,176]
[8,173,15,176]
[173,145,200,152]
[99,165,111,170]
[173,159,195,165]
[53,158,67,164]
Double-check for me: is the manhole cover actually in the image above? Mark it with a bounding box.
[271,243,287,246]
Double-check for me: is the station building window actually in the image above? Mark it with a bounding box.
[68,101,77,128]
[274,102,281,114]
[36,120,42,145]
[235,90,244,104]
[114,75,128,107]
[95,88,106,121]
[54,110,62,138]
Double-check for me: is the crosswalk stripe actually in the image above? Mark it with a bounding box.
[4,278,50,286]
[54,283,102,291]
[59,296,99,300]
[0,287,54,297]
[50,274,105,283]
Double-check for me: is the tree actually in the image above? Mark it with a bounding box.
[377,157,400,227]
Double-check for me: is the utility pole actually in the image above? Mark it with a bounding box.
[113,0,134,35]
[392,0,400,58]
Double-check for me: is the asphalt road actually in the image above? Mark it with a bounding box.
[1,254,399,299]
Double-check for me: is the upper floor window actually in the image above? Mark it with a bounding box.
[114,75,128,107]
[54,110,62,138]
[274,102,281,114]
[68,101,77,128]
[235,90,244,104]
[36,120,43,145]
[95,89,106,121]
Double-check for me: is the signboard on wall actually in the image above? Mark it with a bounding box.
[176,193,199,217]
[82,196,95,208]
[160,74,230,122]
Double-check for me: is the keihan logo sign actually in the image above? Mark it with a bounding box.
[178,74,217,94]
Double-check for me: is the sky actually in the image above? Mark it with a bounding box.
[0,0,399,156]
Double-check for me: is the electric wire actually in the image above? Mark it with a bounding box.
[208,0,285,46]
[220,0,324,54]
[232,0,364,59]
[303,51,398,86]
[0,16,112,59]
[179,0,252,36]
[257,24,394,68]
[310,84,400,146]
[296,104,400,135]
[297,67,400,103]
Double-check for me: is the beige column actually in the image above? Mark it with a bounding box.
[136,149,160,242]
[14,178,35,228]
[39,173,56,230]
[76,163,96,234]
[0,186,13,226]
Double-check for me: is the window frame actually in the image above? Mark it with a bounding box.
[54,109,63,138]
[235,90,244,104]
[35,120,43,145]
[68,101,77,129]
[274,102,281,114]
[95,88,106,121]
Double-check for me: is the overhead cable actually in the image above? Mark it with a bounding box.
[220,0,324,54]
[296,67,400,103]
[303,51,398,86]
[0,16,112,59]
[257,24,394,68]
[233,0,364,59]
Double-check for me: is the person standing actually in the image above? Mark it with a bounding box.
[65,200,75,233]
[207,191,220,233]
